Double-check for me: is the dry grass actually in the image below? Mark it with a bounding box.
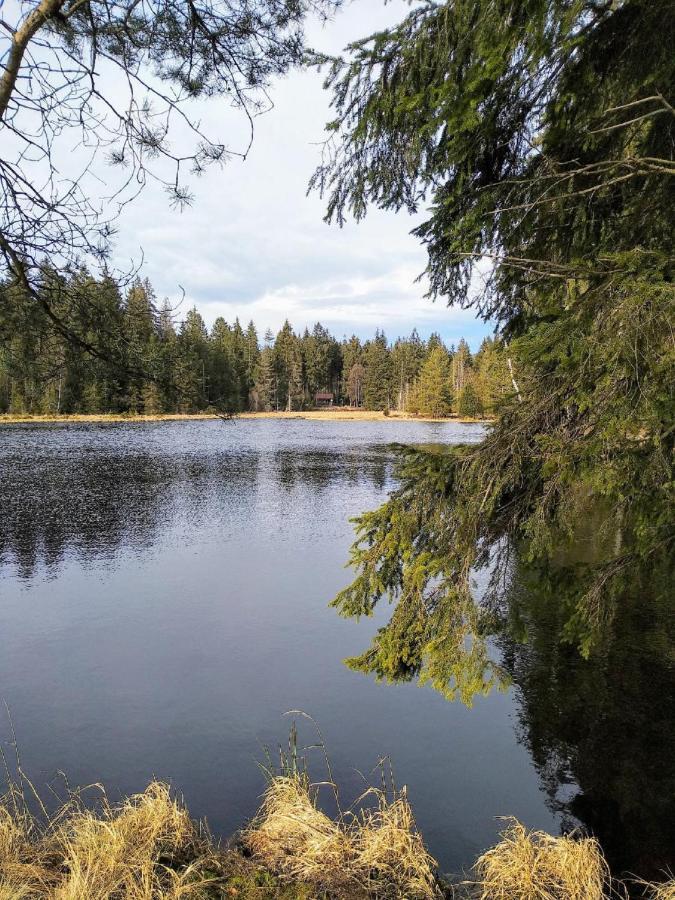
[472,818,610,900]
[51,782,208,899]
[636,878,675,899]
[245,775,354,891]
[354,788,440,899]
[244,773,440,899]
[2,770,671,899]
[0,781,217,899]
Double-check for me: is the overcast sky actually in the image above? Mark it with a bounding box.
[112,1,492,349]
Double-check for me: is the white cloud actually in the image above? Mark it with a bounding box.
[109,0,492,348]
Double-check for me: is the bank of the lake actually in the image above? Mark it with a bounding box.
[0,409,489,425]
[1,774,671,899]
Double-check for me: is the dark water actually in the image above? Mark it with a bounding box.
[0,420,671,878]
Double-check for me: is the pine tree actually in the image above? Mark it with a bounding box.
[156,299,178,412]
[176,307,209,412]
[274,320,303,411]
[457,380,483,419]
[317,0,675,704]
[451,338,472,402]
[475,337,510,415]
[245,321,260,407]
[391,329,425,411]
[341,335,363,403]
[363,330,393,410]
[124,278,157,412]
[409,346,453,417]
[209,317,237,410]
[254,346,275,411]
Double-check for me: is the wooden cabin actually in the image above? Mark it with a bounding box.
[315,392,334,407]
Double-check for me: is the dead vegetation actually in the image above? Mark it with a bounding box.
[0,771,673,899]
[244,774,439,899]
[635,879,675,900]
[471,818,610,900]
[0,781,219,898]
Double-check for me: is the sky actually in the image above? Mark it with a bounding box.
[110,1,493,349]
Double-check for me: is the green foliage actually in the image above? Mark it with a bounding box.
[274,320,304,411]
[475,337,511,415]
[408,346,453,417]
[0,272,514,416]
[363,330,394,410]
[332,445,507,705]
[333,256,674,703]
[316,0,674,703]
[456,382,482,419]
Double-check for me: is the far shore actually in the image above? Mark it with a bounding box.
[0,408,490,425]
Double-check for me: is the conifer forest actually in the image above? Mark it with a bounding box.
[0,275,511,416]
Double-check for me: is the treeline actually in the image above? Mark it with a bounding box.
[0,271,513,416]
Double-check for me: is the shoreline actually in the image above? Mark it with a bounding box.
[0,773,665,898]
[0,409,490,425]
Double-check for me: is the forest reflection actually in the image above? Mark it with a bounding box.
[0,437,391,579]
[500,555,674,882]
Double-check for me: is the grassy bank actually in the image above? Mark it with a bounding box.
[0,774,671,899]
[0,409,488,426]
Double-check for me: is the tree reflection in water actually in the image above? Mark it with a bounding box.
[499,552,674,882]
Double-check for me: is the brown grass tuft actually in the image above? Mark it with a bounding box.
[245,774,354,890]
[51,781,203,899]
[636,877,675,899]
[244,773,440,899]
[472,818,610,900]
[0,781,216,899]
[354,787,440,899]
[0,794,55,896]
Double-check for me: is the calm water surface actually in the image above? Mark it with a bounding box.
[0,419,602,871]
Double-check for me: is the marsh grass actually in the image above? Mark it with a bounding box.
[244,775,440,899]
[0,779,220,899]
[471,818,611,900]
[0,774,321,898]
[634,878,675,899]
[244,715,441,899]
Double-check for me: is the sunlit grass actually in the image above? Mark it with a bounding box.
[635,878,675,899]
[0,781,217,899]
[0,750,672,898]
[245,773,439,899]
[471,818,610,900]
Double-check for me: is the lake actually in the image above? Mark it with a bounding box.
[0,419,671,878]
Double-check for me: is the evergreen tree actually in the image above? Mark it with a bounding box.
[457,380,482,419]
[318,0,675,703]
[391,329,425,411]
[209,317,238,410]
[274,320,303,411]
[124,278,157,412]
[450,338,472,402]
[363,330,393,410]
[475,337,510,415]
[346,362,365,407]
[156,300,178,412]
[254,346,275,411]
[176,308,209,412]
[409,346,453,417]
[426,333,445,355]
[245,321,260,405]
[341,335,363,403]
